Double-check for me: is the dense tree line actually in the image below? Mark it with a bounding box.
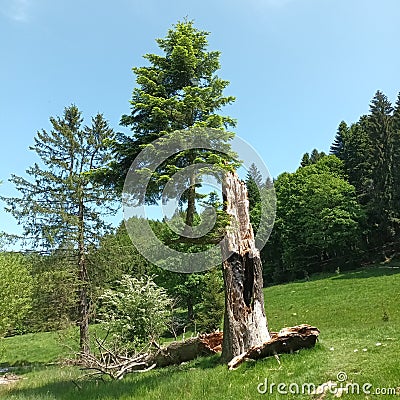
[330,91,400,246]
[246,90,400,285]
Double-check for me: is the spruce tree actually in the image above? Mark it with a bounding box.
[1,106,116,353]
[112,20,236,229]
[392,93,400,234]
[330,121,348,158]
[300,149,326,167]
[368,91,395,241]
[341,117,372,203]
[246,163,262,211]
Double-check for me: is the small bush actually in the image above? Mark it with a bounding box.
[98,275,172,348]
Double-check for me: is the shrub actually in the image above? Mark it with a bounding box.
[98,275,172,348]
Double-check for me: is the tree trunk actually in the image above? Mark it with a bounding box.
[149,332,222,368]
[78,199,90,355]
[220,171,270,363]
[187,297,195,322]
[185,172,196,228]
[227,324,320,369]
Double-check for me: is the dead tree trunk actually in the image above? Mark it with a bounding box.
[75,332,223,379]
[227,324,320,369]
[220,171,270,363]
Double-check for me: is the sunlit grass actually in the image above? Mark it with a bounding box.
[1,264,399,399]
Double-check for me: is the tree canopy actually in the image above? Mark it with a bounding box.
[109,20,236,196]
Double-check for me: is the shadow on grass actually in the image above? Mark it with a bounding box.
[6,355,223,400]
[0,361,51,372]
[7,374,169,400]
[332,266,400,280]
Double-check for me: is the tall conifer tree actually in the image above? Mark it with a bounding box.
[2,106,116,353]
[112,21,236,229]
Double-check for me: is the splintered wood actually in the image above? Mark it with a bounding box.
[220,171,270,362]
[227,324,320,370]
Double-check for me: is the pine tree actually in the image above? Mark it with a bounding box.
[392,93,400,234]
[112,20,237,229]
[330,121,348,158]
[367,91,395,241]
[1,105,116,353]
[300,149,326,167]
[246,163,262,211]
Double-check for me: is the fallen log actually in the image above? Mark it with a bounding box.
[74,332,223,379]
[227,324,320,370]
[148,332,223,368]
[74,326,319,378]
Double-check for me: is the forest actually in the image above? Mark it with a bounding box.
[0,19,399,400]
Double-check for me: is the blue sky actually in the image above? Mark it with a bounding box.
[1,0,400,237]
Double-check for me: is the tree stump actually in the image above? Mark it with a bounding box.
[220,171,270,363]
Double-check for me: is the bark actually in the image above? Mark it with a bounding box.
[185,172,196,228]
[187,298,195,322]
[149,332,223,368]
[227,324,320,370]
[78,198,90,355]
[220,171,270,363]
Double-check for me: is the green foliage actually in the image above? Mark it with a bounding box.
[140,217,223,323]
[330,121,348,158]
[330,90,400,246]
[0,253,33,337]
[263,155,364,282]
[245,163,262,212]
[245,164,276,243]
[88,222,152,306]
[110,20,237,238]
[98,275,172,348]
[300,149,326,167]
[88,217,224,328]
[195,268,224,332]
[0,105,117,352]
[120,19,235,141]
[25,253,78,332]
[1,105,117,249]
[367,91,396,241]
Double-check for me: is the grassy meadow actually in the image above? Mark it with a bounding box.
[0,264,399,399]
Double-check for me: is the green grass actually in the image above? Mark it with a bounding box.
[1,265,399,399]
[0,330,77,367]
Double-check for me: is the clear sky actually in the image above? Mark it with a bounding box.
[1,0,400,237]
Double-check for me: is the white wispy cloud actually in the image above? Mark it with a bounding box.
[1,0,31,22]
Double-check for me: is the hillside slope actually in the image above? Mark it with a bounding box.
[1,266,399,399]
